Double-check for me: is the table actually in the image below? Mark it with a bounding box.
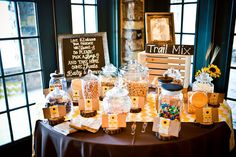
[34,120,231,157]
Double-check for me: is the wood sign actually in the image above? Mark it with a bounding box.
[145,44,194,55]
[58,32,110,79]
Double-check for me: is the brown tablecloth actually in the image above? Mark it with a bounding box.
[34,120,231,157]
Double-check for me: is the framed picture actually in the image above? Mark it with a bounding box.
[145,12,175,45]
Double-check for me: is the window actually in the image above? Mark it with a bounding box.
[227,20,236,109]
[170,0,198,81]
[71,0,98,34]
[0,0,44,146]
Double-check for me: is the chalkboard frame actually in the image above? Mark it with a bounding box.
[58,32,110,80]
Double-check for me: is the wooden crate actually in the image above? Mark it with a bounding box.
[138,51,191,88]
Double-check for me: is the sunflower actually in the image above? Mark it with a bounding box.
[195,70,202,77]
[206,64,221,78]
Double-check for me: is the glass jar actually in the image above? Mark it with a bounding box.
[79,70,99,117]
[49,70,67,92]
[45,87,72,125]
[102,79,131,134]
[70,79,82,106]
[158,83,183,139]
[192,72,214,93]
[99,64,118,100]
[120,60,148,113]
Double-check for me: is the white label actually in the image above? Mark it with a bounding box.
[108,114,118,128]
[85,99,92,111]
[49,106,59,118]
[159,117,170,135]
[131,96,139,108]
[203,107,212,123]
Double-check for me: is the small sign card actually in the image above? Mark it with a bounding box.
[102,113,126,128]
[195,107,219,125]
[152,116,181,137]
[130,96,145,109]
[42,105,66,119]
[207,93,225,107]
[146,44,194,55]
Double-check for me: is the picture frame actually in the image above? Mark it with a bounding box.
[145,12,175,45]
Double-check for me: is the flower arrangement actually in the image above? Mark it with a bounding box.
[195,44,221,79]
[195,64,221,78]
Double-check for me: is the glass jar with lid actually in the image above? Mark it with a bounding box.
[192,72,214,93]
[49,70,67,93]
[79,70,99,117]
[120,60,148,113]
[99,64,118,100]
[157,83,183,140]
[44,87,72,125]
[102,79,131,134]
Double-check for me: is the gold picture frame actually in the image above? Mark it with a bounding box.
[145,12,175,45]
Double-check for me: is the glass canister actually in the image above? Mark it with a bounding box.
[120,60,148,113]
[102,79,131,134]
[157,83,183,140]
[79,70,99,117]
[192,72,214,93]
[44,87,72,125]
[70,79,82,106]
[49,70,67,93]
[99,64,118,100]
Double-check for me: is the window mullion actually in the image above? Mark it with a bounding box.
[180,1,184,45]
[14,2,32,134]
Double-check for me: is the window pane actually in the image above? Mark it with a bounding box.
[183,4,197,33]
[228,100,236,110]
[227,69,236,99]
[0,40,22,75]
[71,5,84,34]
[175,34,180,44]
[0,79,6,112]
[26,72,44,104]
[231,37,236,67]
[171,0,182,3]
[0,113,11,146]
[22,38,41,71]
[0,1,18,38]
[184,0,197,2]
[71,0,83,3]
[17,2,38,37]
[182,34,195,45]
[6,75,26,109]
[84,0,96,4]
[171,5,182,33]
[85,6,97,33]
[10,108,30,140]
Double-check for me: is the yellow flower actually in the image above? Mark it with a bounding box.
[195,70,202,77]
[206,64,221,78]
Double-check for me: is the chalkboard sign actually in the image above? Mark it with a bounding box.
[58,32,110,79]
[146,44,194,55]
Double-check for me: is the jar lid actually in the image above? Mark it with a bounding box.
[158,74,173,83]
[101,64,117,76]
[161,83,183,91]
[50,70,64,78]
[82,69,98,81]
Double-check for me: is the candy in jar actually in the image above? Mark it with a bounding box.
[102,79,131,134]
[44,87,72,125]
[120,60,148,113]
[99,64,118,100]
[79,70,99,117]
[156,83,183,140]
[49,70,67,93]
[70,79,83,106]
[192,72,214,93]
